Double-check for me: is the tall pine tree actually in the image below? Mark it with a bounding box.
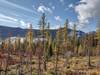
[96,21,100,52]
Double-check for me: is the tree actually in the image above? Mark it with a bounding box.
[96,21,100,53]
[0,33,2,50]
[96,21,100,40]
[63,19,68,43]
[36,39,43,75]
[5,33,12,75]
[38,13,47,71]
[72,24,77,55]
[16,35,21,51]
[25,24,34,75]
[85,33,93,67]
[56,25,63,52]
[88,34,92,67]
[45,23,53,58]
[55,26,62,75]
[78,44,83,56]
[26,24,34,52]
[0,33,3,50]
[62,19,69,56]
[39,13,46,37]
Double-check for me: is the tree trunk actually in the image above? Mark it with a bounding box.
[88,48,91,67]
[55,52,59,75]
[38,56,41,75]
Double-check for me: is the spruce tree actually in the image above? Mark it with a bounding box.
[96,21,100,52]
[25,24,34,75]
[5,33,12,75]
[26,24,34,52]
[63,19,68,43]
[46,23,53,58]
[38,13,47,71]
[55,26,62,75]
[72,24,77,55]
[62,19,69,56]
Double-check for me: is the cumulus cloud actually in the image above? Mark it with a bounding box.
[75,0,100,27]
[69,21,75,28]
[37,5,52,13]
[52,6,55,10]
[19,20,26,27]
[54,16,62,22]
[68,3,74,8]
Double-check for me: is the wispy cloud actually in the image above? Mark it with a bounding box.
[0,0,37,15]
[0,13,28,28]
[0,13,18,22]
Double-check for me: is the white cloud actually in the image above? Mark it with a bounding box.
[0,13,18,22]
[68,4,74,8]
[0,0,37,14]
[19,20,32,29]
[75,0,100,27]
[69,21,74,28]
[52,6,55,10]
[51,25,60,29]
[65,3,74,11]
[37,5,52,13]
[54,16,62,22]
[19,20,26,27]
[0,13,28,28]
[32,5,36,10]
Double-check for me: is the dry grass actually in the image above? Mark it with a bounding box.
[1,56,100,75]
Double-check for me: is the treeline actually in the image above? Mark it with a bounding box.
[0,13,100,75]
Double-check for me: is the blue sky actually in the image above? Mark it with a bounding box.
[0,0,99,32]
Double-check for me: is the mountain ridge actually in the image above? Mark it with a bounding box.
[0,25,85,39]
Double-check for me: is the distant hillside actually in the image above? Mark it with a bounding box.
[0,26,85,39]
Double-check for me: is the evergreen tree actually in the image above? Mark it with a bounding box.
[87,34,92,67]
[5,33,12,75]
[55,26,62,75]
[96,21,100,52]
[39,13,46,37]
[63,19,68,43]
[38,13,47,71]
[72,24,77,55]
[78,44,83,56]
[16,35,21,51]
[26,24,34,52]
[96,21,100,40]
[25,24,34,75]
[62,19,69,55]
[46,23,53,58]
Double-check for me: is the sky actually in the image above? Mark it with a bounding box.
[0,0,99,32]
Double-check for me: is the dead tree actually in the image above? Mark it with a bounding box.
[5,33,12,75]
